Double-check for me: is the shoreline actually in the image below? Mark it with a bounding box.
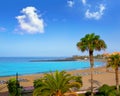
[0,58,106,77]
[0,65,105,77]
[29,58,106,62]
[1,66,119,93]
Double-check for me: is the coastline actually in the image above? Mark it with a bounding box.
[0,58,105,77]
[0,64,105,78]
[29,57,106,62]
[0,65,119,93]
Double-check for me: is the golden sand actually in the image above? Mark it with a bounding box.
[0,66,119,93]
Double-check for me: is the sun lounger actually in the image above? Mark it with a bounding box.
[0,80,7,84]
[18,78,29,82]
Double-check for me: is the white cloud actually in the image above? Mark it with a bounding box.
[99,4,106,13]
[16,6,44,34]
[85,4,105,20]
[81,0,86,5]
[67,0,74,7]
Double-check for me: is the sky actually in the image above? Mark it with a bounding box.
[0,0,120,57]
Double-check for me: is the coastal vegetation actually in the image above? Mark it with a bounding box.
[98,84,117,96]
[7,78,21,96]
[106,52,120,95]
[71,54,106,61]
[77,33,107,96]
[80,84,119,96]
[33,71,82,96]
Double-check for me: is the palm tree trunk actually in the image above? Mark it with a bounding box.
[89,50,94,96]
[115,67,119,95]
[56,90,62,96]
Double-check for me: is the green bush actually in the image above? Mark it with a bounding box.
[83,84,120,96]
[97,84,118,96]
[7,78,21,96]
[33,79,43,88]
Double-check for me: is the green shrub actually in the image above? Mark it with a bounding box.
[7,78,21,96]
[33,78,46,89]
[98,84,118,96]
[84,85,119,96]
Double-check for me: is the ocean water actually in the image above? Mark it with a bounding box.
[0,57,105,77]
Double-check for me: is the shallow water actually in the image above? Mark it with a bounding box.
[0,57,104,76]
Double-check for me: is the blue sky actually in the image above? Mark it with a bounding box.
[0,0,120,57]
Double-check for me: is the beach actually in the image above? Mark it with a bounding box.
[0,66,119,94]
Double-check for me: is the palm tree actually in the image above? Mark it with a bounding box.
[33,71,82,96]
[106,52,120,95]
[77,33,107,96]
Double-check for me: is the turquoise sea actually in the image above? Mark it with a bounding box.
[0,57,105,77]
